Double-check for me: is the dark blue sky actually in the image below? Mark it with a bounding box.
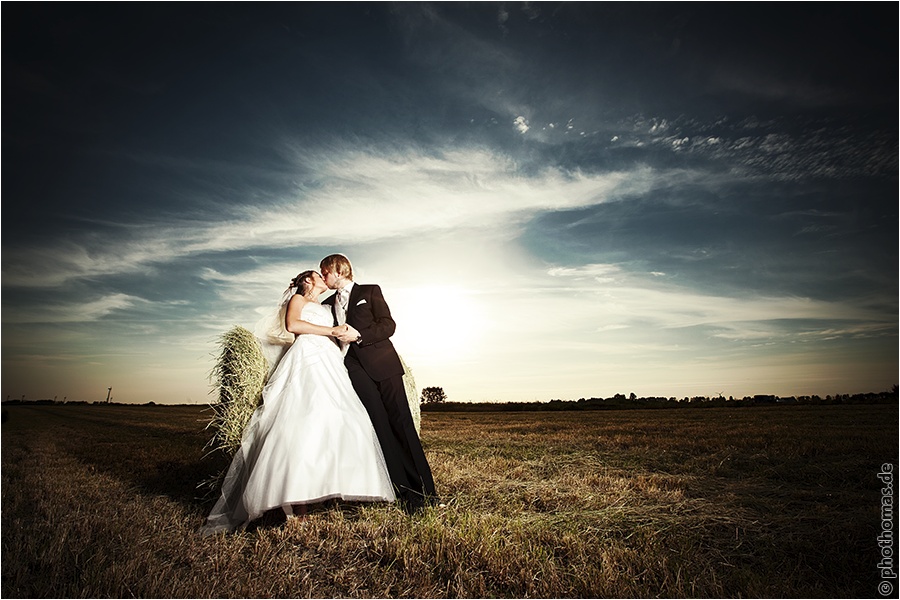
[3,3,896,403]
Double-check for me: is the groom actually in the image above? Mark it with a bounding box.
[320,253,436,512]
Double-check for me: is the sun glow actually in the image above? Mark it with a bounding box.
[389,285,486,367]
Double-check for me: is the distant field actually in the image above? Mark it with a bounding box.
[2,403,896,598]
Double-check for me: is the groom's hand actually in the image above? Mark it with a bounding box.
[336,325,361,343]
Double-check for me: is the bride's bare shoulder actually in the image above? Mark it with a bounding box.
[286,293,312,315]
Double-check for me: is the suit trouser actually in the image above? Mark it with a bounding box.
[346,360,436,506]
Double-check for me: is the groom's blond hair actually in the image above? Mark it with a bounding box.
[320,254,353,280]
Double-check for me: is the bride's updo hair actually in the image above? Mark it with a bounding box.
[290,270,317,296]
[319,253,353,280]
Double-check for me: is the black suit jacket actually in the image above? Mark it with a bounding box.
[323,283,404,382]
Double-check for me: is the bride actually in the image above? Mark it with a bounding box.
[200,270,396,536]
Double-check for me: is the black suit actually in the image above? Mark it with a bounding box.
[324,283,436,509]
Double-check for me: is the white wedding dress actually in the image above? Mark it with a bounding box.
[201,302,395,536]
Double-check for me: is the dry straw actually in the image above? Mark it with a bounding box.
[205,326,268,456]
[400,354,421,433]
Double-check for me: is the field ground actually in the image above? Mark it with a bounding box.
[1,403,897,598]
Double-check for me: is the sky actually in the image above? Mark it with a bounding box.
[2,2,897,405]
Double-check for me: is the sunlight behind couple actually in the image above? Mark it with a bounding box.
[389,284,486,368]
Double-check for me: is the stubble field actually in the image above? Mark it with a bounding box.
[1,402,896,598]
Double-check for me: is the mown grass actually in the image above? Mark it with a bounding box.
[1,403,896,597]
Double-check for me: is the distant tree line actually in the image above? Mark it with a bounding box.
[421,387,899,412]
[4,387,897,411]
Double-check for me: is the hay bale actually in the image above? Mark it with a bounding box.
[206,326,268,455]
[400,355,421,434]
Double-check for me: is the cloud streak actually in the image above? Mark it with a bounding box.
[4,146,638,289]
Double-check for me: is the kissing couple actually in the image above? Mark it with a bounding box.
[201,254,437,535]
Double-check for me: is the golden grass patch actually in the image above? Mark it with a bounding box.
[2,403,895,597]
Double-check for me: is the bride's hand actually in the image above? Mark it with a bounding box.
[331,324,349,336]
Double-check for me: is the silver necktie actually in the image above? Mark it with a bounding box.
[335,289,348,326]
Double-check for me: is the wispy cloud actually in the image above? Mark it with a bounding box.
[4,293,148,324]
[4,146,639,289]
[544,262,893,334]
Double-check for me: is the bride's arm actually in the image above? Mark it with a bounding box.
[285,295,347,337]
